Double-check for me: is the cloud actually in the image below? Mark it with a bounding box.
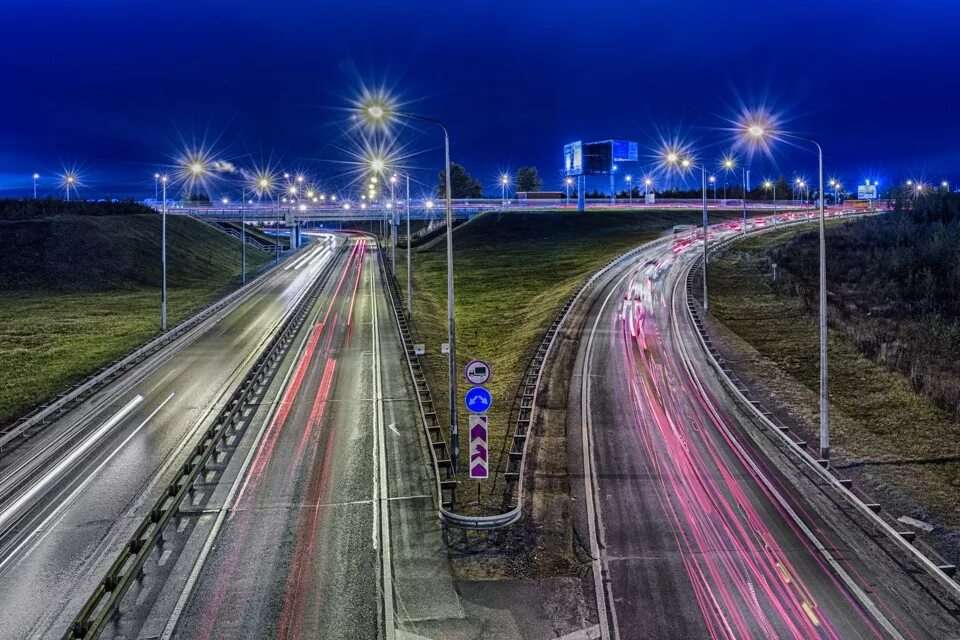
[212,160,238,174]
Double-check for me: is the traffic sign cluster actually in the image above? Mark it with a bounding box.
[465,360,491,479]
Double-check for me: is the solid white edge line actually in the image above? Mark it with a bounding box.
[669,250,905,640]
[160,238,344,640]
[0,394,144,535]
[583,267,635,640]
[371,241,397,640]
[0,393,175,573]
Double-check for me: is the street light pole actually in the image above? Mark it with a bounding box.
[442,125,459,472]
[366,105,459,473]
[406,174,412,317]
[741,167,748,235]
[626,175,632,207]
[33,173,39,199]
[700,165,708,312]
[161,176,168,332]
[241,191,246,285]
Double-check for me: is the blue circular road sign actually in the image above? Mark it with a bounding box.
[464,386,492,413]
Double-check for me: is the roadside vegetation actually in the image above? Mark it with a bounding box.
[0,200,271,425]
[704,195,960,536]
[395,208,757,510]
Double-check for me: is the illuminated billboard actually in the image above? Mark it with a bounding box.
[857,184,877,200]
[565,139,639,176]
[611,139,639,162]
[564,141,583,176]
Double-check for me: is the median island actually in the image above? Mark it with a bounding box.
[395,208,753,514]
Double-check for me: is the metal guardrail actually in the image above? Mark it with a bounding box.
[678,217,960,599]
[64,244,344,639]
[0,254,284,453]
[375,209,821,530]
[375,241,458,512]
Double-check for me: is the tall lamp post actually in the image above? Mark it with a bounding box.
[33,173,39,199]
[406,174,412,316]
[364,101,460,473]
[747,122,829,461]
[161,175,168,331]
[764,180,778,223]
[709,175,716,202]
[500,174,510,207]
[390,174,398,272]
[154,173,160,203]
[665,151,710,312]
[565,177,573,206]
[625,175,633,207]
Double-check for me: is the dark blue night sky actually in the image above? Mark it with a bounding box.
[2,0,959,198]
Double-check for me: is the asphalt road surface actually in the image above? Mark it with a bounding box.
[0,236,339,639]
[138,235,513,640]
[571,216,960,639]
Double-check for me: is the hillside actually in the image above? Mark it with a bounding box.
[0,200,272,425]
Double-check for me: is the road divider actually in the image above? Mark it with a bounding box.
[65,241,346,640]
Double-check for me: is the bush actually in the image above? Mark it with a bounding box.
[775,193,960,416]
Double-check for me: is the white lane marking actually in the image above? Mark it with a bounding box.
[0,394,144,536]
[370,243,396,640]
[582,267,633,640]
[284,246,317,271]
[668,254,905,640]
[161,239,346,639]
[388,423,400,437]
[0,393,173,573]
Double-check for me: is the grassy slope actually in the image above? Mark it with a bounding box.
[396,208,752,507]
[706,226,960,530]
[0,212,271,424]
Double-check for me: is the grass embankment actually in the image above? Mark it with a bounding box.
[0,201,271,425]
[705,224,960,532]
[395,208,752,509]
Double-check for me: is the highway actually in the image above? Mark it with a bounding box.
[570,216,960,639]
[140,235,522,639]
[0,236,339,638]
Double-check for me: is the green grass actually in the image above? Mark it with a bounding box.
[706,227,960,529]
[0,209,271,425]
[395,208,756,508]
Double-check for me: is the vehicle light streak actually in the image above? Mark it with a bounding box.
[277,356,339,640]
[0,394,143,534]
[196,240,362,639]
[614,294,874,638]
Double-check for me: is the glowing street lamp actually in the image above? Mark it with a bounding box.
[63,173,77,202]
[154,173,160,202]
[763,179,778,220]
[625,174,633,207]
[500,173,510,205]
[708,175,716,202]
[565,176,573,206]
[743,115,831,460]
[33,173,39,199]
[361,93,462,471]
